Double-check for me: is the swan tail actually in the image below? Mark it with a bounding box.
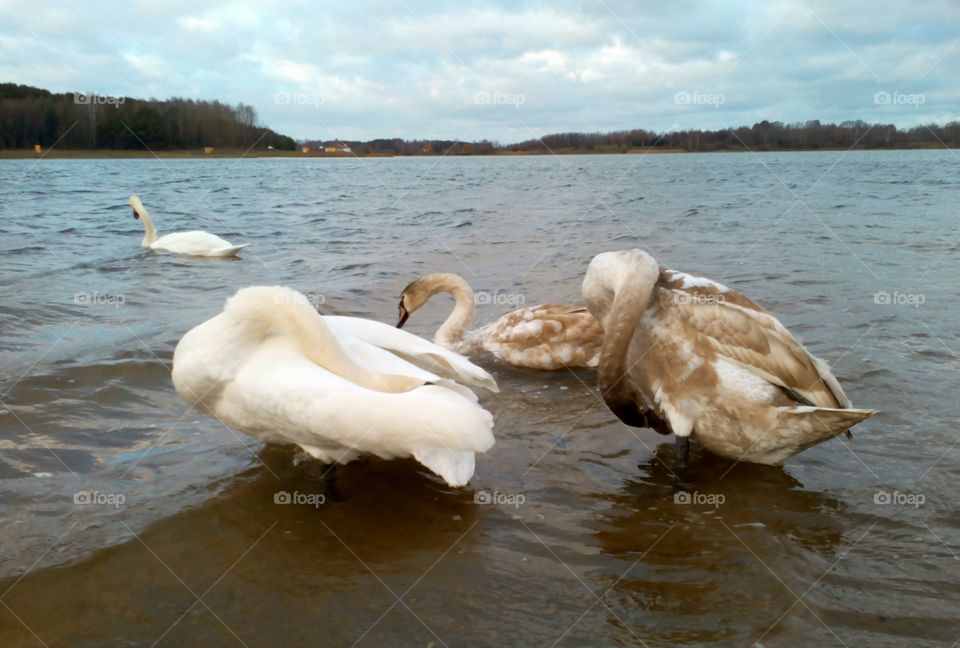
[413,447,476,487]
[777,405,875,454]
[401,384,494,487]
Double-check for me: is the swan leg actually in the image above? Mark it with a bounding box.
[675,435,690,470]
[298,460,343,500]
[322,464,343,502]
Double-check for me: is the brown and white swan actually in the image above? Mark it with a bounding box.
[581,249,874,466]
[396,272,603,370]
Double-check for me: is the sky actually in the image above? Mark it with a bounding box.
[0,0,957,142]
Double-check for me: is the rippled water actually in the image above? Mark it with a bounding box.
[0,151,957,647]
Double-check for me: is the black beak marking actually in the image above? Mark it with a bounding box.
[132,209,139,219]
[396,303,410,329]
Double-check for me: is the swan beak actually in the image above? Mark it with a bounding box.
[396,304,410,328]
[132,209,139,220]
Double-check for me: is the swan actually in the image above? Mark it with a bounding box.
[171,286,497,487]
[396,272,603,370]
[129,195,247,257]
[581,249,874,466]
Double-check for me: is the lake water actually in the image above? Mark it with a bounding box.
[0,151,957,647]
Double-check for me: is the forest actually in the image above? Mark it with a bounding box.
[313,120,960,155]
[0,83,296,150]
[504,119,960,152]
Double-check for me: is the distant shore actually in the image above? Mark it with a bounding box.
[0,149,386,159]
[0,144,951,159]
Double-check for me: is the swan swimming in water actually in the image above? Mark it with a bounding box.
[582,249,874,466]
[171,286,497,487]
[397,272,603,370]
[129,195,247,257]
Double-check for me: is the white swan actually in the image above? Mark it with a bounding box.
[397,273,603,370]
[582,250,874,466]
[129,195,247,257]
[171,286,497,487]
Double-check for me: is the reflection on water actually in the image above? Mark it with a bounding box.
[1,152,959,646]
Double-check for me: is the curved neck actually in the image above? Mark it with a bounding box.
[597,271,658,405]
[135,205,158,246]
[431,275,476,348]
[228,288,422,392]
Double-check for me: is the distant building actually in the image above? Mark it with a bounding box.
[325,142,352,154]
[34,144,42,153]
[301,145,312,153]
[203,146,215,154]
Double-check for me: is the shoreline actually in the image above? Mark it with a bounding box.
[0,145,952,159]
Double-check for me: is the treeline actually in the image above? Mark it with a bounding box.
[506,120,960,152]
[302,119,959,156]
[0,83,296,150]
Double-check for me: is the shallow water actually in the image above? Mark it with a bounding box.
[0,151,958,647]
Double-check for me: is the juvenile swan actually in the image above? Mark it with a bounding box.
[582,250,874,466]
[172,286,497,486]
[397,272,603,370]
[129,195,247,257]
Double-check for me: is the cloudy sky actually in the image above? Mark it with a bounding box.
[1,0,957,142]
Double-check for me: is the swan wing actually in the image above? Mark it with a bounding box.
[470,304,603,369]
[658,269,850,409]
[213,338,494,486]
[332,326,443,384]
[324,316,499,392]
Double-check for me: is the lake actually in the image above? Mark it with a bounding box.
[0,151,957,646]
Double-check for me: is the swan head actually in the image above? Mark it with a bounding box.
[129,194,144,220]
[396,292,413,328]
[396,273,468,329]
[582,249,660,329]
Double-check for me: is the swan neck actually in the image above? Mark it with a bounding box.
[434,277,475,348]
[598,271,656,401]
[136,205,157,246]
